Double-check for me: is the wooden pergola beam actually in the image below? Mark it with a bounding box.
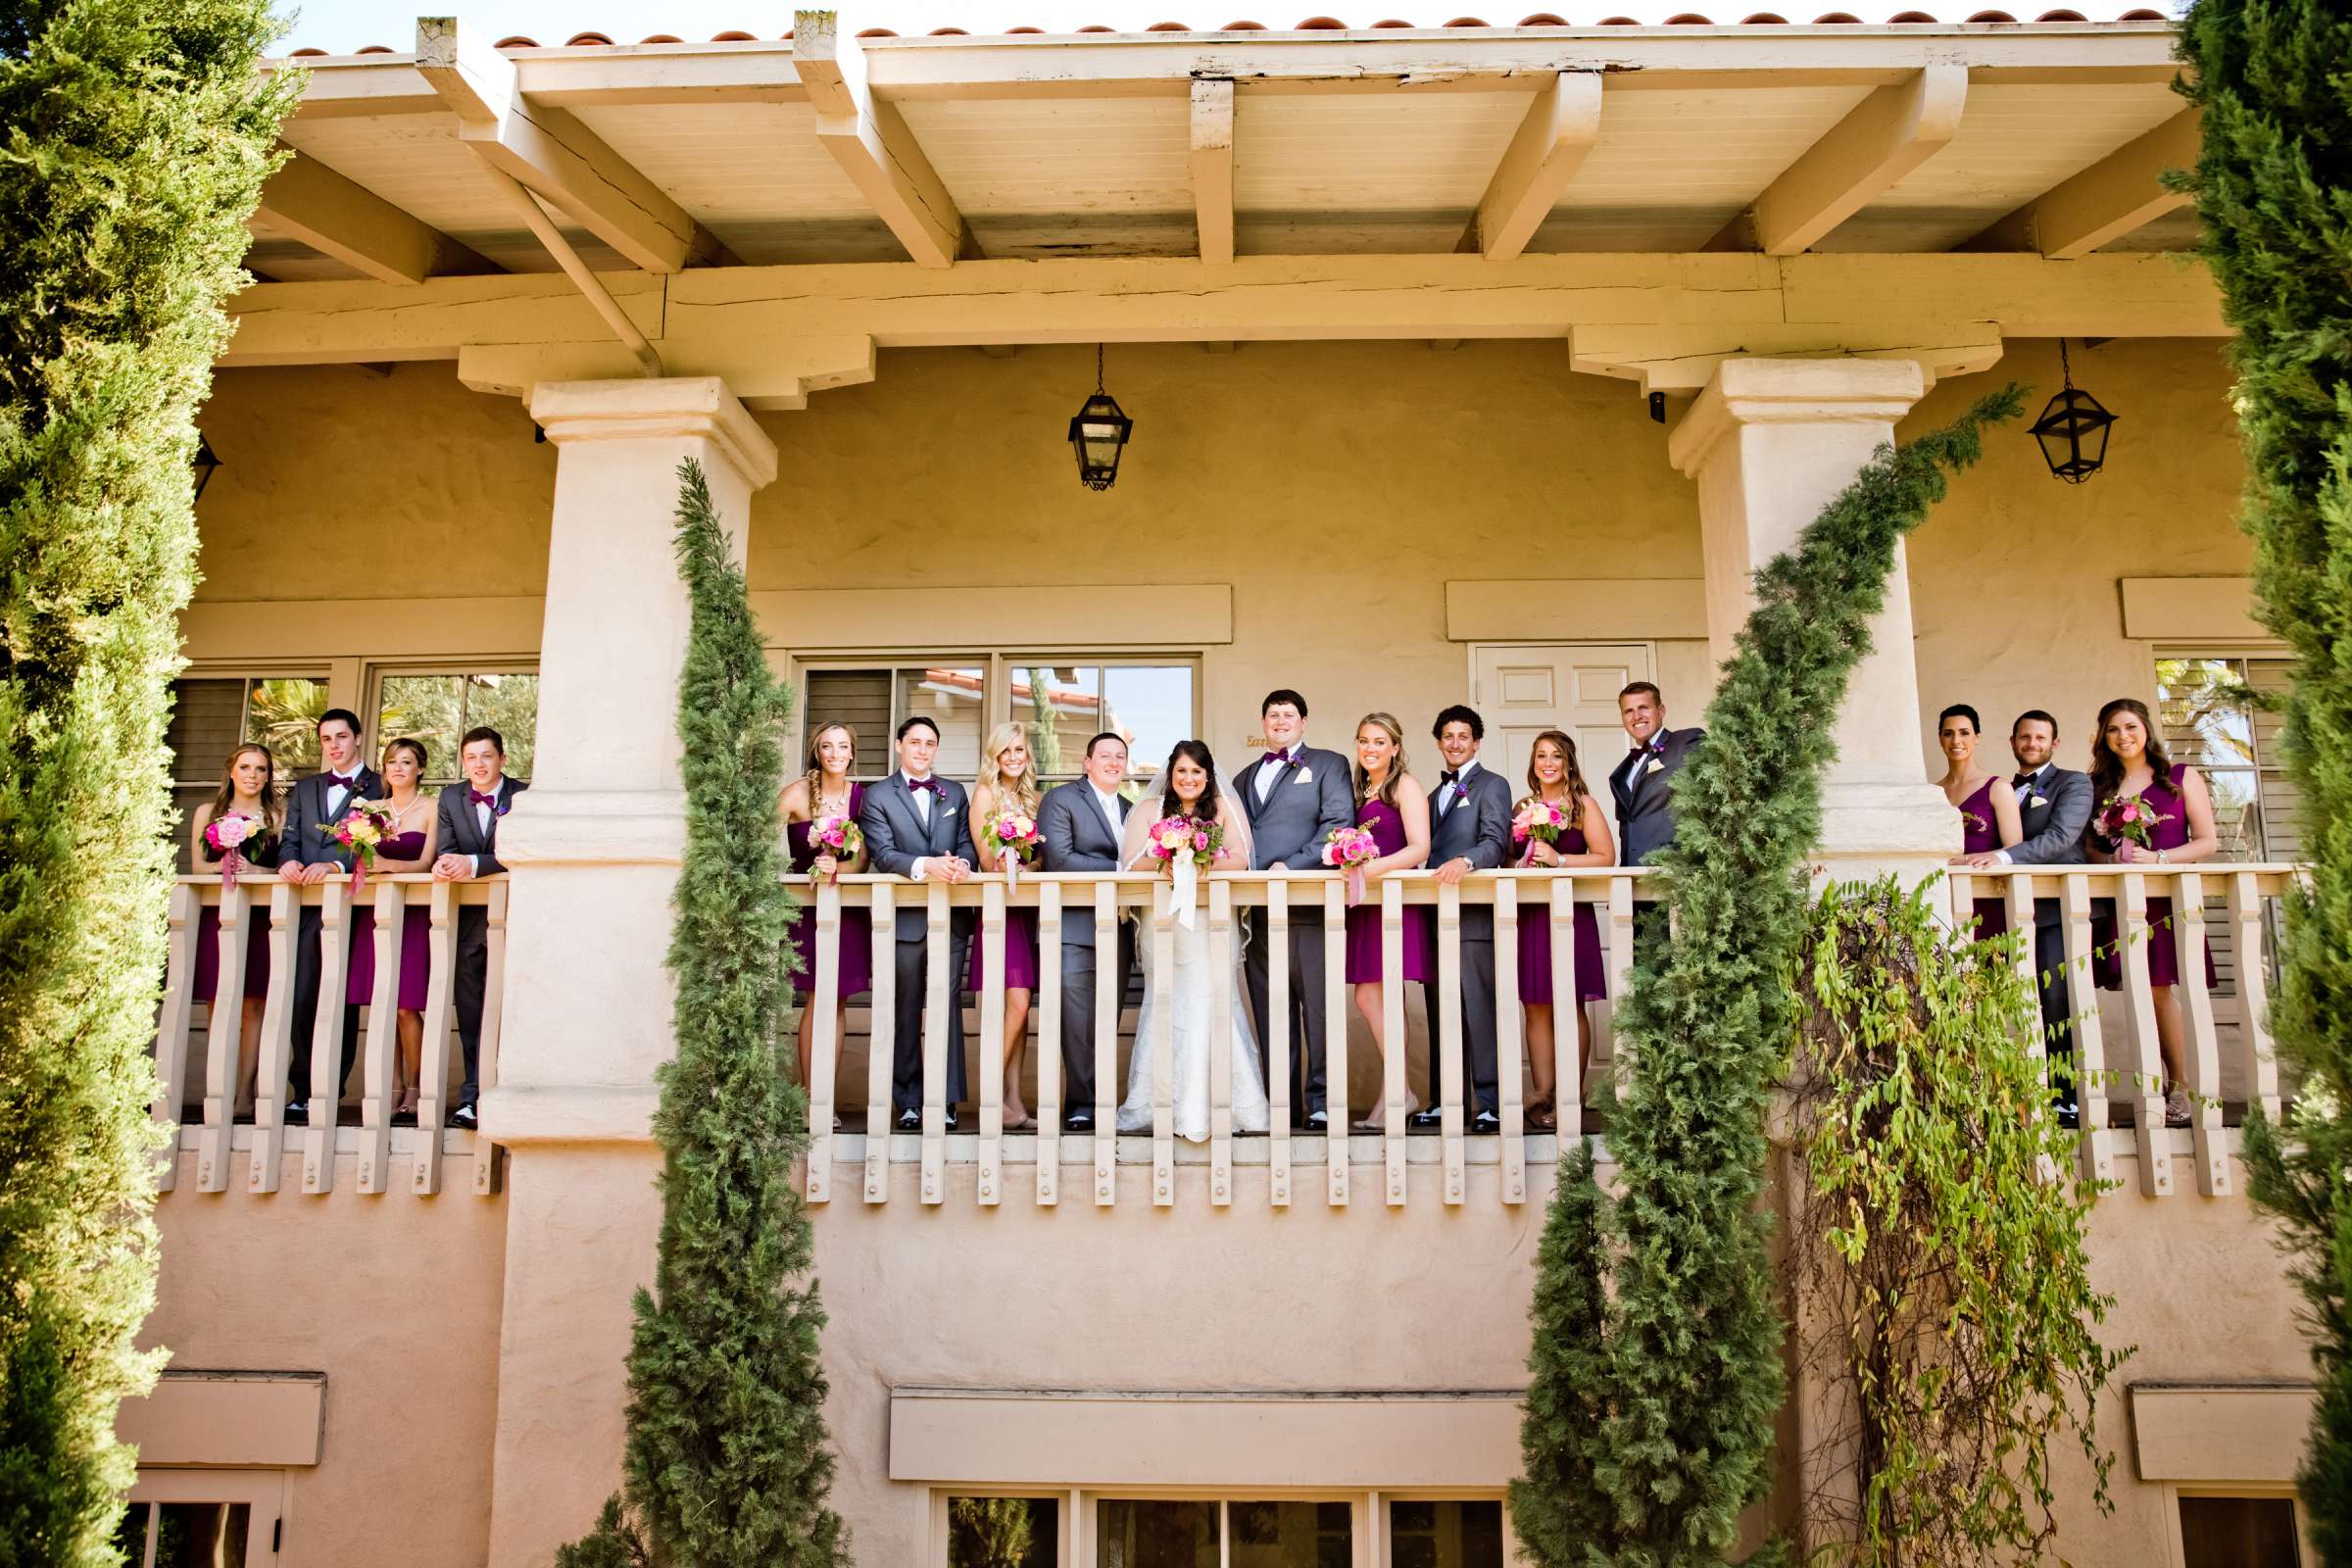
[255,148,493,284]
[1191,80,1236,267]
[416,17,729,273]
[793,12,975,269]
[1963,108,2199,259]
[1461,73,1602,262]
[1715,64,1968,256]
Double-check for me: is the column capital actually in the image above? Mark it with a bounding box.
[528,375,778,490]
[1667,357,1928,479]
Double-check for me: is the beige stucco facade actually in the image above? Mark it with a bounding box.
[138,327,2318,1566]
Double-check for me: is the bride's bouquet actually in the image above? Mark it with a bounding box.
[327,800,398,896]
[1323,822,1381,907]
[808,812,861,885]
[1147,812,1221,927]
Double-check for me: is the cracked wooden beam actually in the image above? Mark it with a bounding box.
[1460,73,1602,262]
[1191,79,1236,267]
[794,11,976,269]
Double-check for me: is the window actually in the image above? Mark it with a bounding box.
[1389,1499,1503,1568]
[1096,1498,1349,1568]
[373,670,538,786]
[1009,663,1197,780]
[115,1470,284,1566]
[2179,1494,2301,1568]
[804,664,988,780]
[2154,656,2300,861]
[166,676,328,872]
[949,1495,1057,1567]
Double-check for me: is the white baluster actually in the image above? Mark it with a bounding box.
[2227,870,2281,1125]
[920,881,951,1205]
[977,878,1005,1208]
[197,882,247,1194]
[1208,878,1234,1207]
[1552,875,1582,1143]
[1435,878,1465,1207]
[1266,879,1292,1208]
[1494,877,1526,1205]
[1381,876,1406,1206]
[250,881,301,1194]
[1151,882,1175,1208]
[413,881,457,1196]
[1094,879,1117,1206]
[303,879,351,1196]
[153,883,198,1194]
[1035,881,1062,1207]
[2119,872,2173,1198]
[1324,878,1348,1207]
[356,880,404,1196]
[2061,873,2114,1191]
[468,879,509,1197]
[806,876,841,1203]
[2173,872,2228,1197]
[864,881,897,1203]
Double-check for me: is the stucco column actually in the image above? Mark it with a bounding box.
[1667,358,1949,867]
[485,377,777,1567]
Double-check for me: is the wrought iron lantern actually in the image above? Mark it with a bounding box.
[191,435,221,501]
[2030,340,2116,484]
[1068,344,1133,492]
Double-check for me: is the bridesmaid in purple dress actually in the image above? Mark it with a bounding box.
[346,738,440,1125]
[189,743,283,1120]
[2084,697,2220,1130]
[781,722,873,1127]
[969,722,1045,1130]
[1936,704,2022,942]
[1343,713,1432,1132]
[1511,729,1615,1131]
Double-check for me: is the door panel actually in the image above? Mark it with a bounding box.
[1473,644,1652,795]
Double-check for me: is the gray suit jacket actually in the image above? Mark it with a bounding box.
[1038,780,1129,948]
[858,771,980,942]
[1429,760,1514,939]
[2006,763,2093,928]
[1610,726,1705,868]
[1241,745,1355,872]
[281,765,385,871]
[434,777,527,875]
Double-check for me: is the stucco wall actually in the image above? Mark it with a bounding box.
[141,1151,508,1568]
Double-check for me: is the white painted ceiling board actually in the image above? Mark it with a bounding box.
[902,97,1191,217]
[570,101,872,223]
[1234,92,1530,214]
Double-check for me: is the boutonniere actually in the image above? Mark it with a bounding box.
[1296,767,1314,784]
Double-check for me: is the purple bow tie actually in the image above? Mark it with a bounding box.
[1265,748,1294,765]
[326,772,355,788]
[468,788,500,808]
[907,777,940,795]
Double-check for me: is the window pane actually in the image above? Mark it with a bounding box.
[114,1500,153,1562]
[2204,767,2262,861]
[1010,664,1101,778]
[166,679,249,786]
[462,672,538,782]
[903,665,985,780]
[1098,1498,1219,1568]
[377,675,465,775]
[1231,1499,1351,1567]
[2156,658,2257,773]
[247,678,325,778]
[949,1496,1057,1567]
[1102,666,1196,778]
[1389,1499,1503,1568]
[2180,1494,2300,1568]
[806,669,895,778]
[154,1500,250,1567]
[166,676,324,871]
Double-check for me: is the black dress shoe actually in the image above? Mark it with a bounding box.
[450,1102,477,1130]
[390,1106,418,1129]
[1064,1110,1095,1133]
[2054,1099,2081,1130]
[282,1100,309,1127]
[895,1109,921,1132]
[1301,1109,1328,1132]
[944,1109,960,1132]
[1406,1108,1445,1131]
[1471,1109,1501,1135]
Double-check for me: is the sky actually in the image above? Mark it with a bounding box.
[276,0,2180,53]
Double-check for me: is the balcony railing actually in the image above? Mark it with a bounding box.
[153,875,508,1199]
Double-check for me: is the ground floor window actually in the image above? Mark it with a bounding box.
[2178,1493,2302,1568]
[950,1495,1058,1567]
[1388,1498,1504,1567]
[939,1491,1497,1567]
[1097,1497,1350,1567]
[113,1469,284,1566]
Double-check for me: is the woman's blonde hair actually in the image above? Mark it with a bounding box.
[208,743,285,842]
[804,722,857,802]
[1351,711,1407,808]
[978,721,1041,817]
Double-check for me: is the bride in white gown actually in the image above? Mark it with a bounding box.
[1113,741,1272,1140]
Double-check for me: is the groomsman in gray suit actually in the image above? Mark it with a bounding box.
[1241,689,1355,1128]
[276,708,382,1126]
[1959,709,2093,1125]
[1037,731,1135,1133]
[1411,705,1514,1133]
[858,715,980,1131]
[1610,681,1706,868]
[429,725,527,1129]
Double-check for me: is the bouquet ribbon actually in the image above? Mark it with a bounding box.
[1172,848,1200,929]
[220,848,244,891]
[1346,867,1367,908]
[349,856,368,898]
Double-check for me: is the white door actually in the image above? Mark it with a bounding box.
[1471,644,1652,795]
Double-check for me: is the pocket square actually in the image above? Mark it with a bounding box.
[1642,757,1664,776]
[1296,767,1314,784]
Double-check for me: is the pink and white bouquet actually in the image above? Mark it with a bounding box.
[327,800,397,895]
[1145,813,1221,870]
[808,813,862,884]
[204,811,265,889]
[1323,822,1381,906]
[1512,799,1574,861]
[2094,792,2172,852]
[986,808,1042,868]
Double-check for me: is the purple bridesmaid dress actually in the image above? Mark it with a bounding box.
[788,781,874,998]
[1516,817,1606,1004]
[2090,763,2219,991]
[1343,797,1433,984]
[1957,777,2011,941]
[345,829,431,1009]
[192,826,280,1003]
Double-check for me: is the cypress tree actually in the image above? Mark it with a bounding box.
[2177,4,2352,1557]
[0,5,293,1563]
[559,461,848,1568]
[1510,387,2025,1568]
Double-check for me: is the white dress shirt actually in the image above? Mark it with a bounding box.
[466,775,505,874]
[1091,784,1125,841]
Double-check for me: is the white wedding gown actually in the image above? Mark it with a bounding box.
[1112,791,1272,1141]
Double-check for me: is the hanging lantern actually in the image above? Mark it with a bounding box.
[2030,340,2116,483]
[1069,344,1133,492]
[191,435,222,501]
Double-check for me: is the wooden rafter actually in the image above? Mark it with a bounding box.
[255,148,494,284]
[1460,73,1602,262]
[1962,108,2199,259]
[1191,80,1236,267]
[793,11,975,270]
[1713,64,1968,256]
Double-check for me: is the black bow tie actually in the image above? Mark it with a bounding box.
[2014,770,2038,789]
[907,777,940,795]
[1442,770,1461,786]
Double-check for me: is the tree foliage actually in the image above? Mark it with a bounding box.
[0,4,294,1563]
[1788,878,2126,1565]
[558,461,848,1568]
[1511,386,2025,1568]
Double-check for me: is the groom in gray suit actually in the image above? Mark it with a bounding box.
[1412,705,1514,1133]
[1241,689,1355,1128]
[1037,731,1135,1132]
[858,714,979,1131]
[1960,709,2093,1125]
